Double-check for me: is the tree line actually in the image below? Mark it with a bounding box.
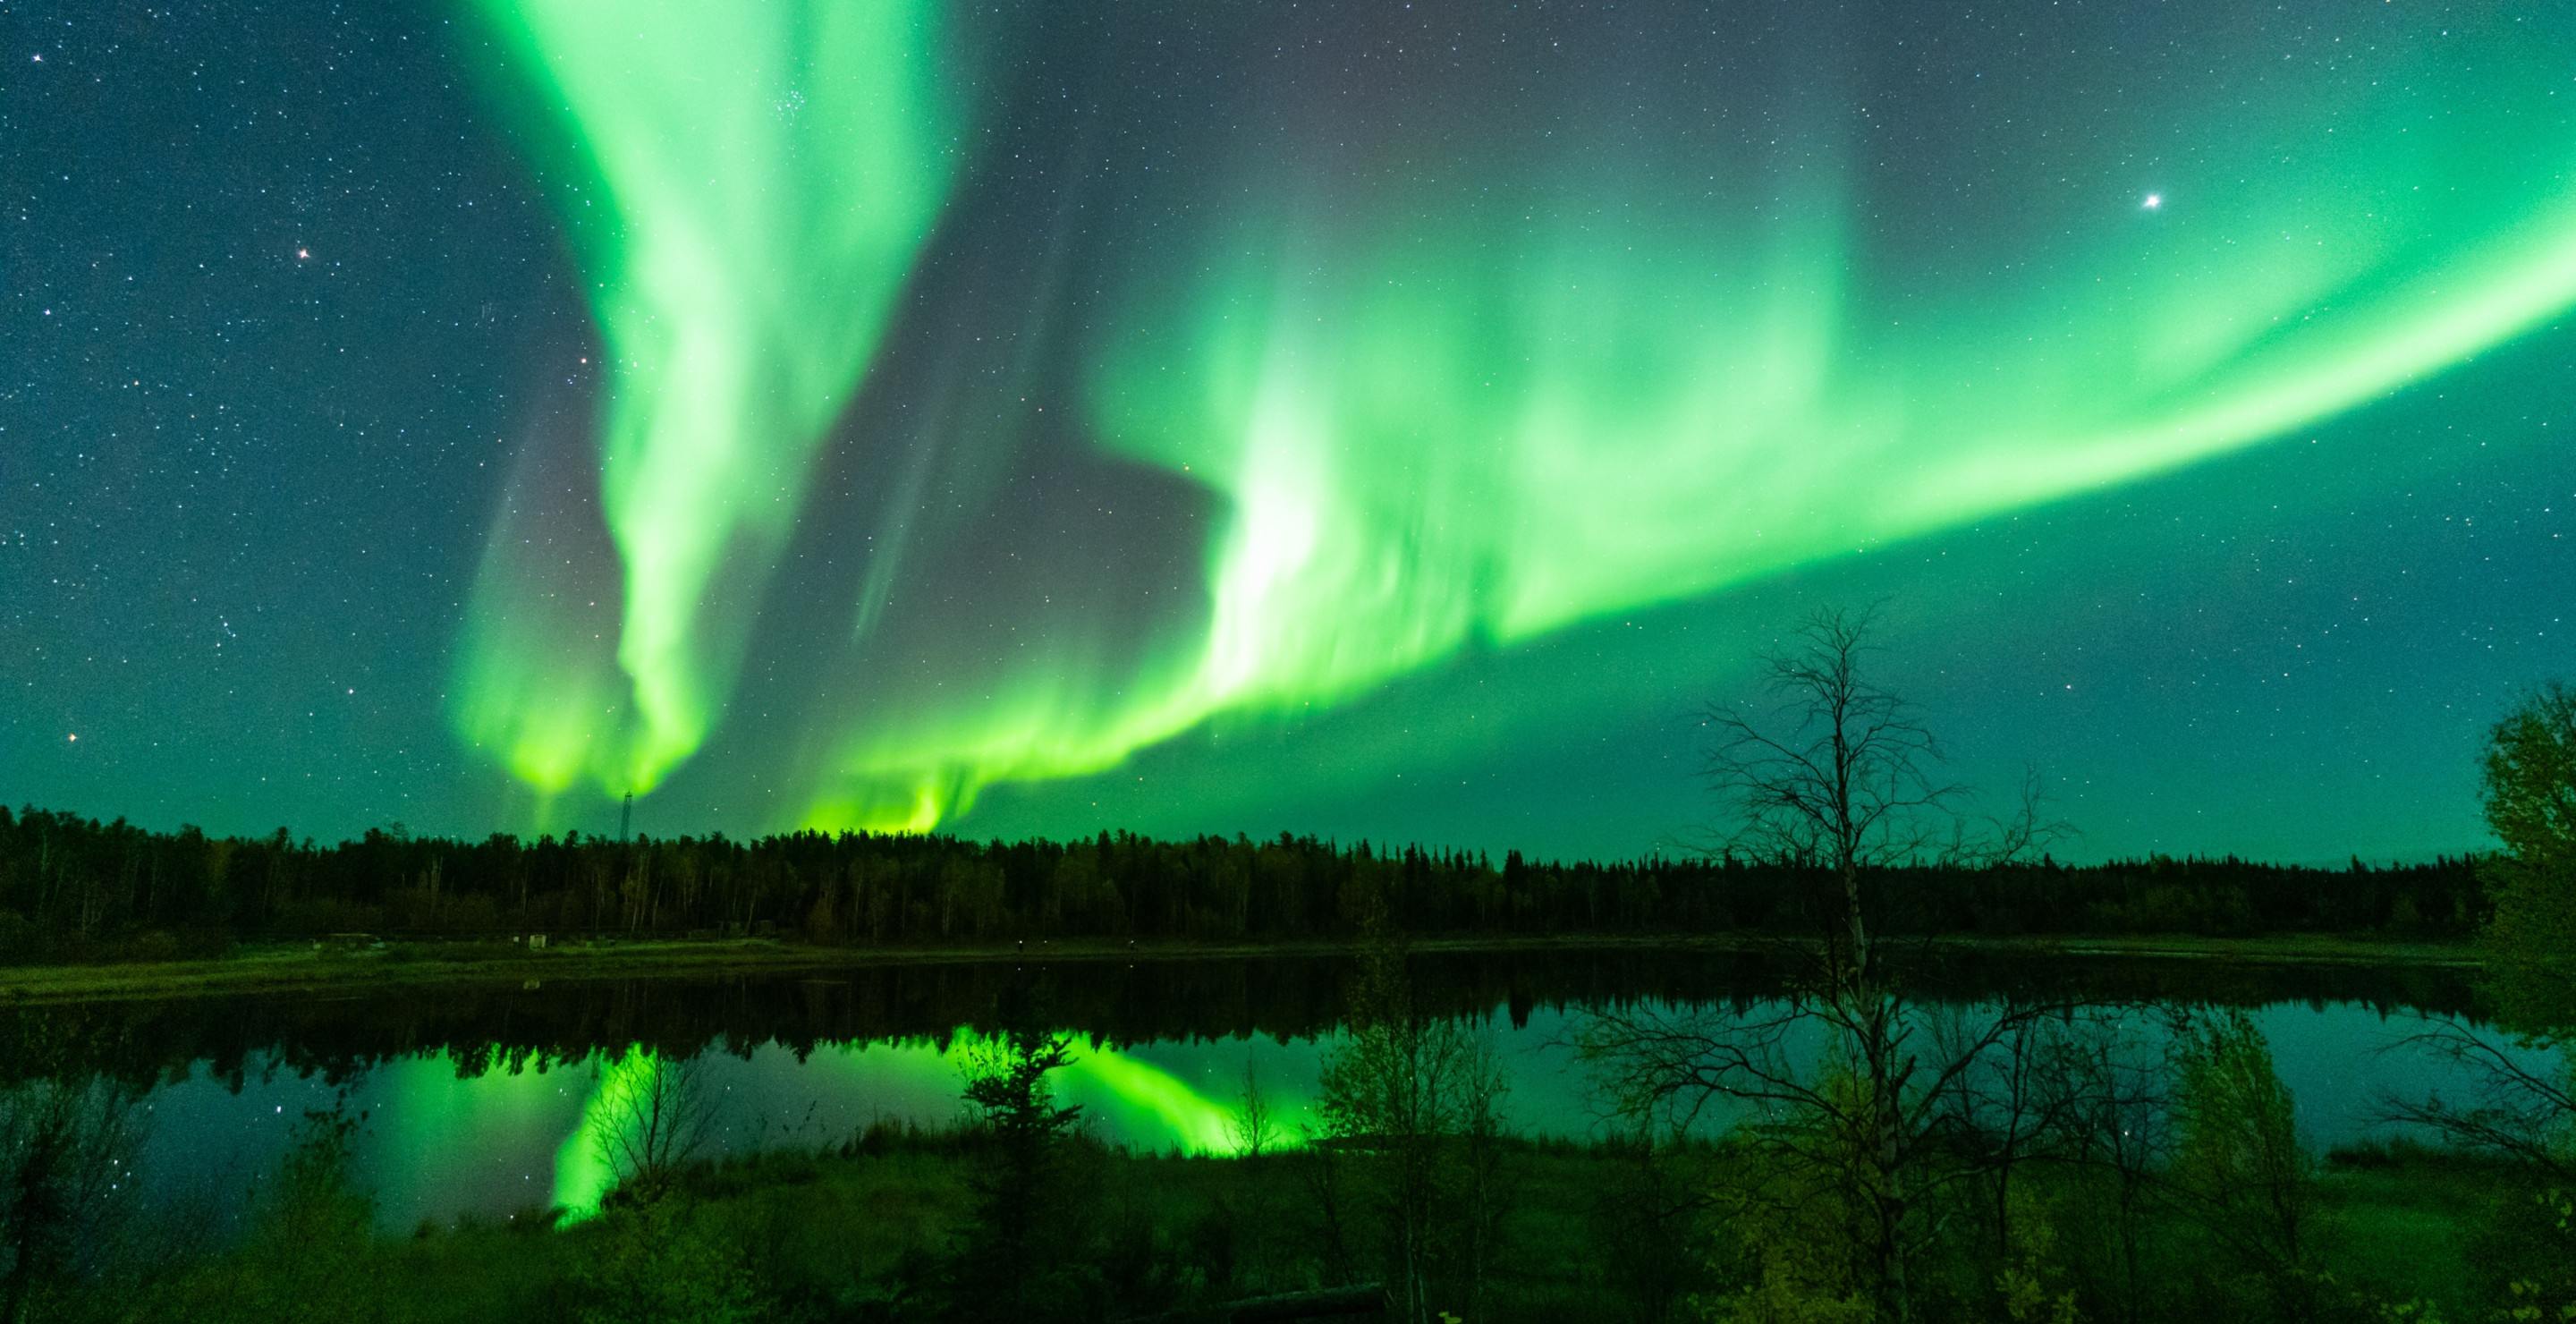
[0,803,2483,963]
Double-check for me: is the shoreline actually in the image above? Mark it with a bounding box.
[0,930,2480,1006]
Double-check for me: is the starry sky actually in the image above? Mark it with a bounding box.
[4,0,2569,864]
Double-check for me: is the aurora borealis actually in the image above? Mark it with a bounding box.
[454,0,962,801]
[7,0,2573,861]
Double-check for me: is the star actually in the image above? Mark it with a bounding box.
[2142,193,2163,210]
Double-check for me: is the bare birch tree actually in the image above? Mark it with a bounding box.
[1585,607,2078,1323]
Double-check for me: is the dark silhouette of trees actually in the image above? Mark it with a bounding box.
[1230,1056,1276,1159]
[2477,681,2576,1033]
[1312,904,1511,1324]
[0,804,2484,964]
[2377,681,2576,1226]
[939,1021,1092,1322]
[2361,682,2576,1322]
[591,1050,716,1209]
[191,1101,385,1324]
[2165,1009,2318,1318]
[1694,607,1967,980]
[572,1199,766,1324]
[2382,1017,2576,1184]
[0,1072,142,1323]
[571,1052,765,1324]
[2025,1011,2172,1324]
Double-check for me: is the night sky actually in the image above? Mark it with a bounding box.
[5,1,2569,864]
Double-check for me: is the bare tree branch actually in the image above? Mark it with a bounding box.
[2375,1013,2576,1183]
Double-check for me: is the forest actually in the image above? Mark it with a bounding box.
[0,804,2485,965]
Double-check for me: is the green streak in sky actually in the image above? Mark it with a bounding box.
[794,19,2576,829]
[443,9,2576,829]
[453,0,957,798]
[1094,177,2576,702]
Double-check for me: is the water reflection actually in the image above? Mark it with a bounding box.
[110,1005,2539,1234]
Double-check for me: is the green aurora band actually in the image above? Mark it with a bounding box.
[451,4,2576,831]
[453,0,960,802]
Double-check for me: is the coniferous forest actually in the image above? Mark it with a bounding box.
[0,803,2486,964]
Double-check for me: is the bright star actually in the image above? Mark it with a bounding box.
[297,248,309,259]
[2142,193,2163,210]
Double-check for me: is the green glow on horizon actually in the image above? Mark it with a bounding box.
[453,0,957,798]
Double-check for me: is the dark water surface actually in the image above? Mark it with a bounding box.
[4,947,2529,1234]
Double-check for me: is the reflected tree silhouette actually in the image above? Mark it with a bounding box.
[592,1051,716,1209]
